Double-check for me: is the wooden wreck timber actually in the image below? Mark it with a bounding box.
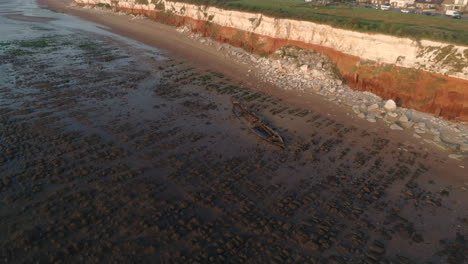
[232,98,285,149]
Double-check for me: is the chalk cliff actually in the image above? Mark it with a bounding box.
[74,0,468,120]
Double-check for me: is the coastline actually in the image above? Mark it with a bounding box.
[70,0,468,121]
[1,0,467,262]
[37,0,368,124]
[39,0,468,157]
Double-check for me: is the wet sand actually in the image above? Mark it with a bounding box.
[0,0,467,263]
[5,14,56,22]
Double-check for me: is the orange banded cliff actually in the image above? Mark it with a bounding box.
[75,0,468,121]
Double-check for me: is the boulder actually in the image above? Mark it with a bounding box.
[415,122,426,129]
[390,124,403,130]
[415,129,426,134]
[367,104,380,112]
[407,110,433,122]
[448,154,466,161]
[384,100,397,112]
[399,115,409,123]
[460,144,468,152]
[399,121,414,129]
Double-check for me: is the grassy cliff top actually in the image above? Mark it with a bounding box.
[166,0,468,45]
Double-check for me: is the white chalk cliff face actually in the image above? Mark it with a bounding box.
[76,0,468,81]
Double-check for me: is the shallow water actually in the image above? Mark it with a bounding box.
[0,1,467,263]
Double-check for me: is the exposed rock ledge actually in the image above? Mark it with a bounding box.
[75,0,468,121]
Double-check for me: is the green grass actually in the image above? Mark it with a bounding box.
[169,0,468,45]
[17,39,50,48]
[4,35,88,56]
[96,2,111,8]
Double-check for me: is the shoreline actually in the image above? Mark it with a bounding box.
[71,0,468,122]
[2,0,467,262]
[39,0,468,159]
[38,0,367,126]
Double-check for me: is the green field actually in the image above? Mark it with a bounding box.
[171,0,468,45]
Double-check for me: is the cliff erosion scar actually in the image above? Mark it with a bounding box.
[76,1,468,121]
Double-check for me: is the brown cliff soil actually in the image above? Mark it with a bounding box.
[83,4,468,121]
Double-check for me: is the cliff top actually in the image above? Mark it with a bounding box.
[163,0,468,45]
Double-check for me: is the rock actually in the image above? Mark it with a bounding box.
[440,133,463,146]
[442,142,460,152]
[358,113,366,119]
[408,110,433,122]
[367,104,380,112]
[387,112,398,118]
[312,69,325,79]
[390,124,403,130]
[384,100,397,112]
[429,128,440,135]
[399,121,414,129]
[413,134,421,138]
[352,106,360,114]
[415,122,426,129]
[300,65,308,72]
[460,144,468,152]
[448,154,465,161]
[415,129,426,134]
[367,118,376,123]
[399,115,409,123]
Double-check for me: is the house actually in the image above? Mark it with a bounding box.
[390,0,415,7]
[415,0,444,9]
[442,0,468,12]
[371,0,390,5]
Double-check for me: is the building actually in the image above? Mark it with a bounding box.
[390,0,415,7]
[371,0,390,5]
[442,0,468,11]
[415,0,444,9]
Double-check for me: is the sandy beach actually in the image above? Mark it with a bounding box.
[0,0,466,263]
